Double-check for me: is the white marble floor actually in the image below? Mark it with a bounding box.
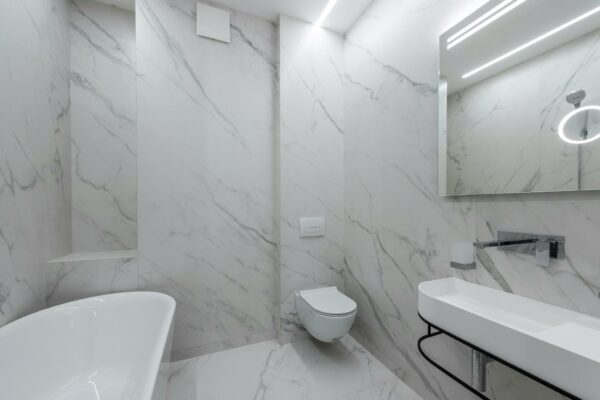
[167,335,422,400]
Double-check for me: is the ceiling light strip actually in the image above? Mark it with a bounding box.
[462,5,600,79]
[447,0,526,50]
[315,0,339,27]
[447,0,514,44]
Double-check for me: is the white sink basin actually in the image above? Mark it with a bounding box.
[418,278,600,399]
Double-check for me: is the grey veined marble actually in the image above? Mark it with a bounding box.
[168,335,422,400]
[45,252,138,307]
[343,0,600,399]
[136,0,278,359]
[70,0,137,251]
[0,0,71,327]
[278,16,346,343]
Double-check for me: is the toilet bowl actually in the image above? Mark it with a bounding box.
[295,287,357,342]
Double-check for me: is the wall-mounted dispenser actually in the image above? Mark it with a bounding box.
[451,241,475,270]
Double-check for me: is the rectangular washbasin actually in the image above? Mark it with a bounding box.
[418,278,600,399]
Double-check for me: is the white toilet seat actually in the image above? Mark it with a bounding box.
[298,287,357,317]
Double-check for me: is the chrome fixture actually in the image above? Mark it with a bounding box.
[474,231,565,267]
[565,90,588,140]
[471,350,490,392]
[566,90,586,108]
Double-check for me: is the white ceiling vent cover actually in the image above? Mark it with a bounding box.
[196,3,230,43]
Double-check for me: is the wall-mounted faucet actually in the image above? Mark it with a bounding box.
[474,231,565,268]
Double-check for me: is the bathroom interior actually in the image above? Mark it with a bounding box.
[2,0,600,399]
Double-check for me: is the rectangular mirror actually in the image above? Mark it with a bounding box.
[439,0,600,196]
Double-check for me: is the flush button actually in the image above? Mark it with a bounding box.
[299,217,325,238]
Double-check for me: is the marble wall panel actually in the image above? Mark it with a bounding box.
[45,255,138,306]
[70,0,137,251]
[342,0,600,399]
[278,16,346,342]
[0,0,71,326]
[136,0,278,359]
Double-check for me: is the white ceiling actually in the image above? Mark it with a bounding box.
[209,0,373,34]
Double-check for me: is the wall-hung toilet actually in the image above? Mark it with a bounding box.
[295,287,357,342]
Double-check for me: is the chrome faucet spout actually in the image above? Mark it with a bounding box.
[474,238,539,249]
[473,231,565,268]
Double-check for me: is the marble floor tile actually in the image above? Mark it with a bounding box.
[167,335,421,400]
[332,378,424,400]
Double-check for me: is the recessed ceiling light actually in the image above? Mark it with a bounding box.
[315,0,339,27]
[447,0,526,50]
[462,5,600,79]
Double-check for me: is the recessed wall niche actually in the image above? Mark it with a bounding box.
[70,0,137,252]
[45,0,137,305]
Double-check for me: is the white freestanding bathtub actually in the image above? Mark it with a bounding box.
[0,292,175,400]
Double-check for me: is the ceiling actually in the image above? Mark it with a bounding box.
[208,0,373,34]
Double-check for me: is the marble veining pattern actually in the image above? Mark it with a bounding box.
[0,0,71,326]
[342,0,600,399]
[45,255,138,306]
[70,0,137,251]
[278,16,346,342]
[137,0,278,359]
[167,335,422,400]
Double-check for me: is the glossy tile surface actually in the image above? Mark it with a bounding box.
[137,0,278,358]
[343,0,600,399]
[167,335,421,400]
[45,254,138,306]
[70,0,137,251]
[0,0,71,326]
[278,16,346,343]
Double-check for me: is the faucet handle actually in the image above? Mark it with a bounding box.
[535,240,550,268]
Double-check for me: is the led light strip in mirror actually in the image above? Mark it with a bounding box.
[447,0,526,50]
[462,5,600,79]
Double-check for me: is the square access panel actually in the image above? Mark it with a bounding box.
[196,3,230,43]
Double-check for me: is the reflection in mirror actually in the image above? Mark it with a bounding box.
[439,0,600,196]
[559,106,600,145]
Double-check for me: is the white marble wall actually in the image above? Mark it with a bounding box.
[343,0,600,399]
[447,27,600,195]
[0,0,71,326]
[278,16,346,342]
[137,0,278,360]
[46,253,137,306]
[70,0,137,251]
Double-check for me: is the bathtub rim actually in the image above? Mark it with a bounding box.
[0,291,176,400]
